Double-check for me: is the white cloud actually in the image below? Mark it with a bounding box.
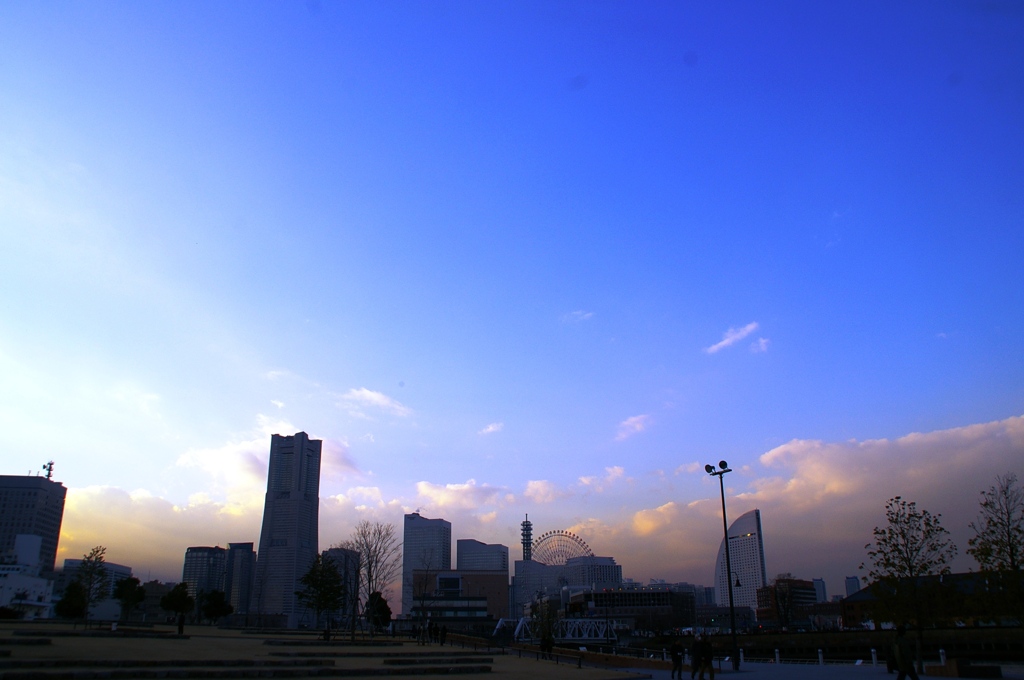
[578,466,627,492]
[705,322,759,354]
[562,310,594,323]
[339,387,412,418]
[271,399,284,408]
[615,415,651,441]
[750,337,770,353]
[523,480,564,504]
[415,479,508,510]
[479,422,504,435]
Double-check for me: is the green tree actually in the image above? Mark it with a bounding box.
[365,591,392,631]
[295,554,344,639]
[160,582,195,635]
[199,589,234,625]
[75,546,110,627]
[113,577,146,623]
[967,473,1024,625]
[54,581,88,624]
[862,496,958,672]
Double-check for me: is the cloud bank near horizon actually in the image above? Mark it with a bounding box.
[58,414,1024,593]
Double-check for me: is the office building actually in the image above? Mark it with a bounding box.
[182,546,227,599]
[60,558,132,599]
[713,508,767,612]
[322,546,360,619]
[409,568,509,623]
[0,473,67,573]
[845,575,861,598]
[225,542,256,615]
[251,432,322,628]
[563,555,622,588]
[0,535,53,620]
[456,539,508,571]
[401,512,451,617]
[813,578,827,603]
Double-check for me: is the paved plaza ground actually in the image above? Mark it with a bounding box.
[1,624,1021,679]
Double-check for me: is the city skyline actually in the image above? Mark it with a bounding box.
[2,2,1023,604]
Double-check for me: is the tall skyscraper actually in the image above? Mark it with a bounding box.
[225,542,256,615]
[813,577,827,603]
[251,432,322,628]
[714,508,767,611]
[182,546,227,598]
[0,473,67,573]
[401,512,450,616]
[456,539,508,571]
[845,575,862,598]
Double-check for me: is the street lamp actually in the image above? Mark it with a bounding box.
[706,460,740,671]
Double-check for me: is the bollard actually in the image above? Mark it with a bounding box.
[775,649,780,664]
[662,648,667,661]
[818,649,824,665]
[940,649,946,665]
[740,649,745,664]
[871,648,877,666]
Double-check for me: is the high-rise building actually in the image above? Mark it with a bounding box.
[322,546,361,619]
[845,576,861,598]
[225,542,256,615]
[0,473,67,573]
[563,555,622,588]
[813,578,827,603]
[401,512,450,616]
[251,432,322,628]
[456,539,508,571]
[182,546,227,599]
[60,558,133,599]
[714,508,767,612]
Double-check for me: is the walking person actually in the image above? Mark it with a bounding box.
[892,625,920,680]
[670,638,684,679]
[694,634,715,680]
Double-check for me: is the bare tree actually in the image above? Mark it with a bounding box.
[968,473,1024,625]
[336,520,401,614]
[862,496,957,672]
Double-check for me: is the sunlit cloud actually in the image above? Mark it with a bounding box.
[339,387,412,418]
[523,480,567,504]
[271,399,284,408]
[705,322,759,354]
[478,422,503,435]
[632,502,679,536]
[615,415,651,441]
[562,310,594,323]
[60,486,262,582]
[415,479,508,510]
[750,337,770,353]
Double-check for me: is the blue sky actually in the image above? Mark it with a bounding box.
[1,1,1022,606]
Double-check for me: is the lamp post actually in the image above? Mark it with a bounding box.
[706,460,740,671]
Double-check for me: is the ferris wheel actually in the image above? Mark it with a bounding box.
[531,530,594,566]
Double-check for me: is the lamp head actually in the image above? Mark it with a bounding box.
[705,464,715,474]
[719,460,729,470]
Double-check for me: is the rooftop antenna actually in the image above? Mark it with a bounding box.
[42,461,54,480]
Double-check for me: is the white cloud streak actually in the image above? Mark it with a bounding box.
[339,387,412,418]
[705,322,759,354]
[478,422,503,435]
